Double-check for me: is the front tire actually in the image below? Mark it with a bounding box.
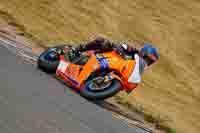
[80,79,121,100]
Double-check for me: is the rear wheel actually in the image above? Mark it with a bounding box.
[37,45,69,73]
[38,48,60,73]
[80,74,121,100]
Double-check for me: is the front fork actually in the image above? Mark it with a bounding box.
[104,72,125,88]
[104,72,136,94]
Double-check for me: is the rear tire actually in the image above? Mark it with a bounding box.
[37,48,60,73]
[80,79,121,100]
[38,45,73,73]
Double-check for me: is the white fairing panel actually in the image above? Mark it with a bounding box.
[57,60,68,73]
[128,54,141,84]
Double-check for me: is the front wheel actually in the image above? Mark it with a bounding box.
[80,79,121,100]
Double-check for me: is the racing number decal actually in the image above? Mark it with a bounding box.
[96,54,103,59]
[96,54,109,69]
[57,61,68,73]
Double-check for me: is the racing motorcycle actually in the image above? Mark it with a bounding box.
[38,45,139,100]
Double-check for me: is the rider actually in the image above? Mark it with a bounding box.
[74,37,159,68]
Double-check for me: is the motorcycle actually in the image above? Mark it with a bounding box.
[38,45,139,100]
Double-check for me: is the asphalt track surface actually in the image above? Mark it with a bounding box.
[0,43,146,133]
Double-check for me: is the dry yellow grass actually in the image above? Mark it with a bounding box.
[0,0,200,132]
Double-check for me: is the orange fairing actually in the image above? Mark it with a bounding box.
[77,55,101,87]
[56,51,138,91]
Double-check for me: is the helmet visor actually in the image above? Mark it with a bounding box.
[143,54,157,66]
